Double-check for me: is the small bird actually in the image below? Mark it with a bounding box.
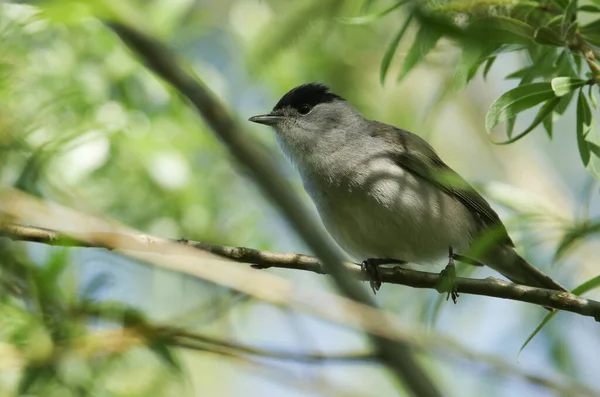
[249,83,566,298]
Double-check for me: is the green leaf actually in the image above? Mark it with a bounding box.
[398,23,442,82]
[506,116,516,139]
[589,85,598,108]
[149,342,181,371]
[521,275,600,353]
[551,77,586,96]
[576,90,592,166]
[555,90,575,115]
[467,17,535,44]
[380,14,413,84]
[556,221,600,260]
[563,0,578,30]
[579,5,600,13]
[482,56,496,80]
[543,113,554,139]
[454,46,495,90]
[590,141,600,158]
[563,49,581,75]
[495,97,561,144]
[340,0,408,24]
[519,312,557,356]
[534,26,564,46]
[580,18,600,36]
[485,82,555,133]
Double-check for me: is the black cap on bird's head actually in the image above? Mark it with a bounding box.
[249,83,344,126]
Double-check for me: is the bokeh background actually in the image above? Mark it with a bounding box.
[1,0,599,396]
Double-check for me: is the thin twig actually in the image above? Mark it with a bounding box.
[3,223,600,321]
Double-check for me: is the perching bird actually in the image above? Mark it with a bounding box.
[249,83,566,298]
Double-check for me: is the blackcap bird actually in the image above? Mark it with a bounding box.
[249,83,566,298]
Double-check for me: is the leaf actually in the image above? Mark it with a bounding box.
[521,275,600,353]
[563,0,578,31]
[380,13,414,84]
[485,82,556,133]
[519,312,557,356]
[579,4,600,12]
[339,0,408,24]
[454,46,495,90]
[534,26,564,46]
[482,56,496,80]
[555,90,575,115]
[590,142,600,158]
[506,116,516,139]
[576,90,592,166]
[149,342,181,371]
[589,85,598,108]
[398,23,442,82]
[495,97,561,144]
[81,272,113,299]
[551,77,587,96]
[555,221,600,260]
[467,16,535,45]
[543,113,554,138]
[563,49,581,75]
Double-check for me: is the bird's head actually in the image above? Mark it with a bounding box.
[249,83,362,162]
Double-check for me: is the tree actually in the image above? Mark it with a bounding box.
[0,1,598,396]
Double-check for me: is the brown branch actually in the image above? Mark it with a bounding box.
[3,223,600,321]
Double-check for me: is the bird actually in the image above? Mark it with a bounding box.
[249,83,566,300]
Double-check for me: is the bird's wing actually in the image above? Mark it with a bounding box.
[370,122,514,247]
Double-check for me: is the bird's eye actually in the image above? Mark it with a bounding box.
[298,104,311,115]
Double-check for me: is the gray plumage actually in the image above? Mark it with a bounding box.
[249,83,565,292]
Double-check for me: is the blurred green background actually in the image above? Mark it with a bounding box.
[0,0,599,396]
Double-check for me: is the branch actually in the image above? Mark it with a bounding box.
[3,223,600,321]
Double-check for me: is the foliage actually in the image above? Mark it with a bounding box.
[355,0,600,171]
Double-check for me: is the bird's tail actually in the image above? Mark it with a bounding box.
[484,246,566,292]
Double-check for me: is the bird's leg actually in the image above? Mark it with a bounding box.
[436,246,459,304]
[361,258,406,295]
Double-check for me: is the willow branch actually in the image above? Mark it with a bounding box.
[3,223,600,321]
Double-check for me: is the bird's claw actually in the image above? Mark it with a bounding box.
[361,259,382,295]
[436,247,459,304]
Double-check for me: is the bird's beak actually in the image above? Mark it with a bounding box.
[248,114,283,126]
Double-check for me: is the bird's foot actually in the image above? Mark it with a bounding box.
[436,247,459,304]
[360,258,405,295]
[176,238,189,244]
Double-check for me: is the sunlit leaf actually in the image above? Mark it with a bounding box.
[551,77,587,96]
[495,97,561,144]
[485,82,555,133]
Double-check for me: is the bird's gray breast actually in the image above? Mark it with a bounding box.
[298,150,477,264]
